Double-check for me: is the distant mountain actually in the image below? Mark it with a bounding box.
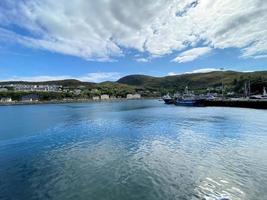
[1,71,267,96]
[117,71,267,94]
[0,79,96,87]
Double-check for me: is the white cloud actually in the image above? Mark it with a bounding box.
[0,0,266,61]
[1,72,122,83]
[168,72,178,76]
[171,47,212,63]
[184,68,220,74]
[252,54,267,59]
[168,68,257,76]
[168,68,219,76]
[135,58,150,63]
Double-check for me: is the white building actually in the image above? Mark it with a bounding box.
[0,97,12,102]
[100,94,109,100]
[126,94,141,99]
[92,96,100,100]
[110,96,117,100]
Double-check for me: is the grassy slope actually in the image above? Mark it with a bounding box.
[1,71,267,96]
[117,71,267,94]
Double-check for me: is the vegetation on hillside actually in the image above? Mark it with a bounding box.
[117,71,267,95]
[1,71,267,101]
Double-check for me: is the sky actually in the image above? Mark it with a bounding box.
[0,0,266,82]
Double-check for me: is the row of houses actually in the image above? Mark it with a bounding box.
[126,94,141,99]
[0,94,40,103]
[0,93,142,103]
[92,94,141,100]
[0,84,62,92]
[14,84,62,92]
[0,97,12,102]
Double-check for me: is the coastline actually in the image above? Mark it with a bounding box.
[199,99,267,109]
[0,97,158,106]
[2,98,267,109]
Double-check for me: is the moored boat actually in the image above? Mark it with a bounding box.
[162,94,174,104]
[175,99,198,106]
[250,87,267,100]
[175,86,198,106]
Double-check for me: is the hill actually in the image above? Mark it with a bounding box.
[117,71,267,95]
[0,79,96,87]
[1,71,267,98]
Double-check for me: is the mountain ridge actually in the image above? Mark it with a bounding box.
[1,70,267,95]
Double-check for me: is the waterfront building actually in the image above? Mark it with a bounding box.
[0,97,12,102]
[126,94,141,99]
[21,94,39,102]
[100,94,109,100]
[92,96,100,100]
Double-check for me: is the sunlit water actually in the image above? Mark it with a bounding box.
[0,100,267,200]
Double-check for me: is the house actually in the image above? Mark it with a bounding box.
[133,94,141,99]
[21,94,39,102]
[92,96,100,100]
[100,94,109,100]
[126,94,133,99]
[110,96,117,100]
[0,97,12,102]
[126,94,141,99]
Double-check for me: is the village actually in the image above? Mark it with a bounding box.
[0,83,141,103]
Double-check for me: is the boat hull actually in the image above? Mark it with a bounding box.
[163,99,174,104]
[175,100,199,106]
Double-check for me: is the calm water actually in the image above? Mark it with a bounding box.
[0,100,267,200]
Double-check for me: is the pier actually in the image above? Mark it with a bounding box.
[200,99,267,109]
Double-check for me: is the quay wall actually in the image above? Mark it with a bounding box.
[201,99,267,109]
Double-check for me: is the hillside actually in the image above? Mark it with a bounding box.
[0,79,96,87]
[117,71,267,94]
[1,71,267,97]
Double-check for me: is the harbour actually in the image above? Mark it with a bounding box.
[1,0,266,199]
[163,86,267,109]
[0,100,267,200]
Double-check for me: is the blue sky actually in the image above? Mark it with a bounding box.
[0,0,266,82]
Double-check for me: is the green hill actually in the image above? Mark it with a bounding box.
[0,79,96,87]
[117,71,267,95]
[1,71,267,98]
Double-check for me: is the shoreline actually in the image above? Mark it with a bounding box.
[2,98,267,109]
[0,98,158,106]
[200,99,267,109]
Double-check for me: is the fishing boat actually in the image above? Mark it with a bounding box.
[175,86,198,106]
[162,93,174,104]
[175,96,198,106]
[250,87,267,99]
[262,87,267,99]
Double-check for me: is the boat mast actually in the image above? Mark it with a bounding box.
[220,68,224,99]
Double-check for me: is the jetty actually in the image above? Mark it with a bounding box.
[199,99,267,109]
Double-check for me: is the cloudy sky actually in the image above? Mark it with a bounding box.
[0,0,266,82]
